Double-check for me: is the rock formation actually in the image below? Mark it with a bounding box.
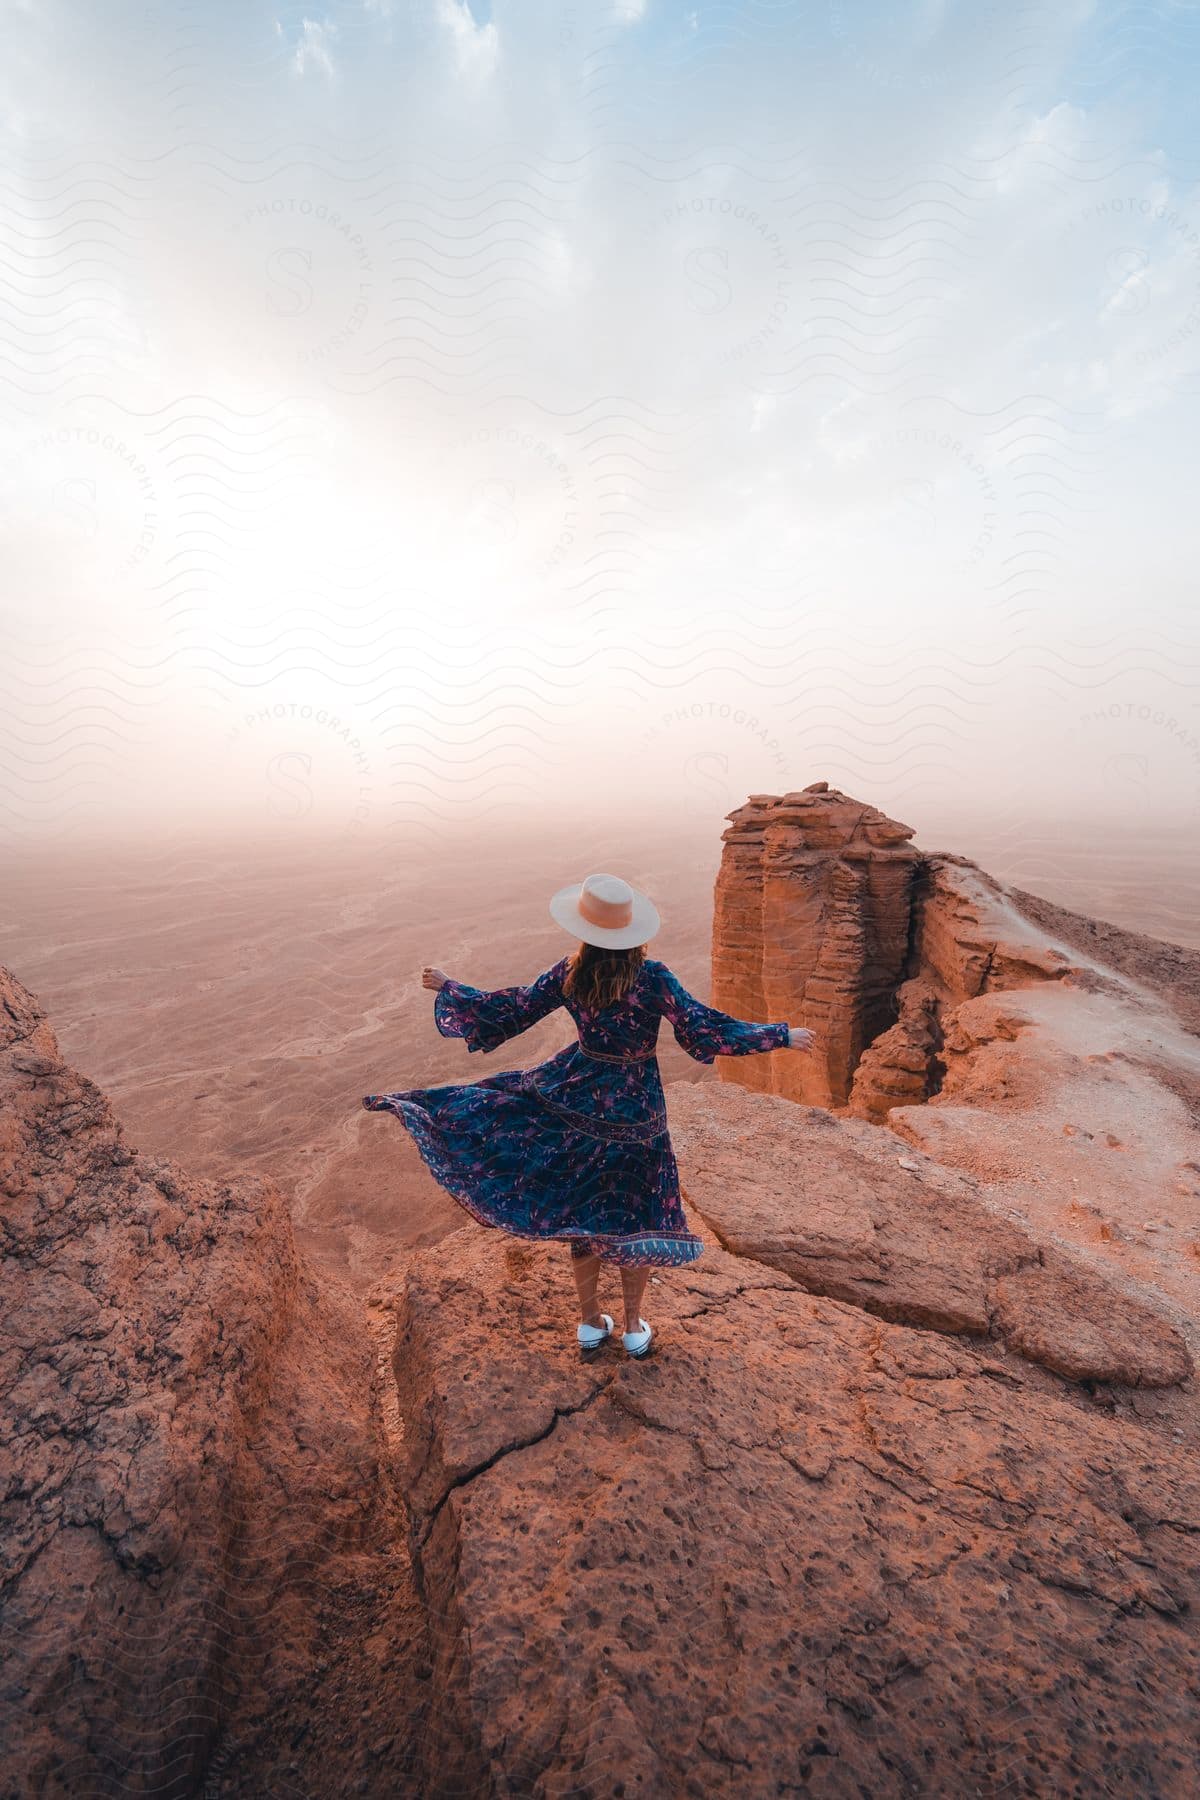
[710,785,1200,1358]
[0,965,430,1797]
[712,786,1136,1123]
[873,852,1094,1121]
[666,1081,1191,1386]
[711,782,921,1108]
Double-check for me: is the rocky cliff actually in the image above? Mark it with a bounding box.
[711,783,921,1108]
[0,966,430,1797]
[388,1197,1199,1797]
[711,784,1192,1129]
[5,814,1200,1797]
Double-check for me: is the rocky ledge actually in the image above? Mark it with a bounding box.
[666,1081,1192,1387]
[389,1217,1200,1797]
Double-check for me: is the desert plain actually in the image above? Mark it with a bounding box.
[5,807,1199,1303]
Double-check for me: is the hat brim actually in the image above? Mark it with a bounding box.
[549,882,661,950]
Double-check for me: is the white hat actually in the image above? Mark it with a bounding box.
[549,871,660,950]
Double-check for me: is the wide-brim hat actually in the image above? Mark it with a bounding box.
[549,871,660,950]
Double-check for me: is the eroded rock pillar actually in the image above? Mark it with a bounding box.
[711,783,920,1106]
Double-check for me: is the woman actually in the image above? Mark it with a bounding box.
[362,872,813,1359]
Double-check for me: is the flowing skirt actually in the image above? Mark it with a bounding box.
[362,1065,704,1268]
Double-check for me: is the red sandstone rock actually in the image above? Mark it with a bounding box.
[992,1266,1193,1386]
[8,793,1200,1798]
[712,787,920,1108]
[711,788,1097,1123]
[389,1227,1200,1797]
[666,1079,1192,1387]
[847,978,941,1121]
[0,966,427,1796]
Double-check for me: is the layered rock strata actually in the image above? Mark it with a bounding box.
[711,786,1097,1120]
[711,783,921,1107]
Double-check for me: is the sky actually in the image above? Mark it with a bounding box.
[2,0,1199,877]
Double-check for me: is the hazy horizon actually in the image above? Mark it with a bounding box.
[7,790,1200,952]
[3,1,1199,861]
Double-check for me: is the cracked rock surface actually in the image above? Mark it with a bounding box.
[389,1228,1200,1798]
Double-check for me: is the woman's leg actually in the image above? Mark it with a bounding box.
[570,1245,604,1328]
[620,1265,650,1335]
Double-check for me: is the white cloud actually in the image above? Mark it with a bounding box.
[988,100,1089,196]
[3,0,1198,842]
[436,0,499,80]
[290,17,338,77]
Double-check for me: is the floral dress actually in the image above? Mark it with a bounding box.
[362,956,789,1268]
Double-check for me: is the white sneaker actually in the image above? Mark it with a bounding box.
[577,1313,614,1353]
[622,1318,653,1359]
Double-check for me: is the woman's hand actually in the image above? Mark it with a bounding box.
[421,966,450,992]
[785,1026,814,1052]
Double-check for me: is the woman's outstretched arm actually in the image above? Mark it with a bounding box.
[425,959,566,1055]
[655,963,812,1064]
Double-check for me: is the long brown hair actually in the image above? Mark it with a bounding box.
[562,941,647,1013]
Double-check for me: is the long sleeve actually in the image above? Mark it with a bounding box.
[433,958,566,1055]
[656,964,789,1065]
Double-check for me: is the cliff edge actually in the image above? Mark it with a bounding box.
[387,1213,1199,1795]
[710,784,1200,1346]
[5,779,1200,1797]
[0,965,430,1796]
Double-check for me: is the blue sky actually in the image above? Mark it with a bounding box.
[2,0,1199,864]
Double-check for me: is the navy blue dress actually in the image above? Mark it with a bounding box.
[362,955,789,1268]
